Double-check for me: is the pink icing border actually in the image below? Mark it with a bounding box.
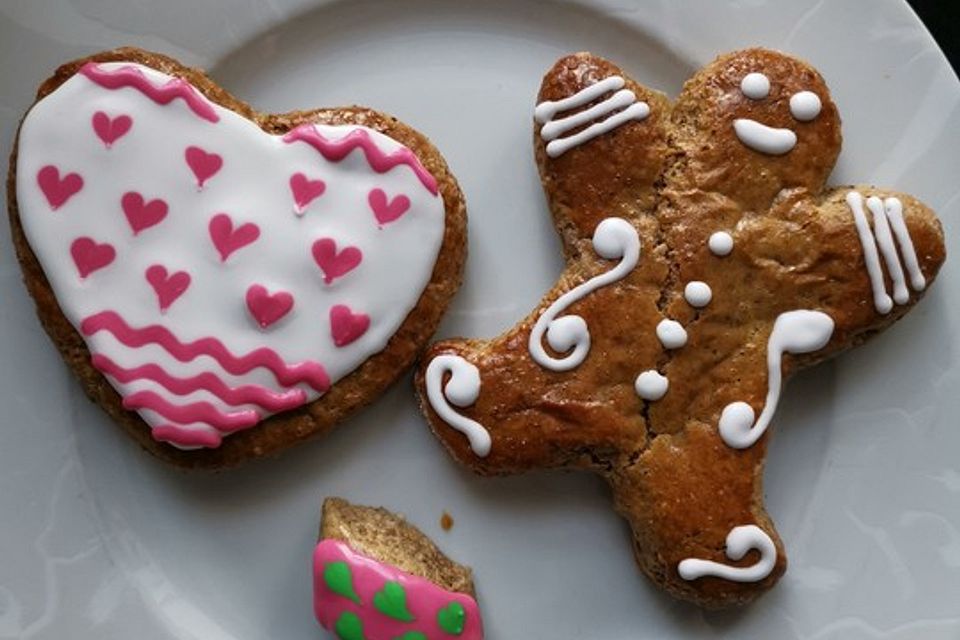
[79,62,219,123]
[313,539,483,640]
[283,125,439,196]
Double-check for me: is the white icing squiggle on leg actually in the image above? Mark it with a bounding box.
[866,195,909,305]
[528,218,640,372]
[534,76,650,158]
[718,310,834,449]
[883,197,927,292]
[425,355,491,457]
[678,525,777,583]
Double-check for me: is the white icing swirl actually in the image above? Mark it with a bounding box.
[718,310,834,449]
[424,355,491,457]
[678,525,777,583]
[528,218,640,372]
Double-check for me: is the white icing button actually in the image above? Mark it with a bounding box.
[635,370,668,401]
[655,319,687,349]
[708,231,734,257]
[789,91,822,121]
[684,281,713,308]
[740,73,770,100]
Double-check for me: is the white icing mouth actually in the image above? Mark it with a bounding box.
[733,118,797,155]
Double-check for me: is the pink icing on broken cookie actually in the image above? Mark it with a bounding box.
[313,539,483,640]
[283,125,439,196]
[79,62,219,123]
[91,111,132,147]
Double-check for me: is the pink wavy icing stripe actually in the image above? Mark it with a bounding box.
[79,62,219,123]
[283,125,439,196]
[123,390,259,432]
[91,354,307,412]
[81,311,330,392]
[152,424,222,448]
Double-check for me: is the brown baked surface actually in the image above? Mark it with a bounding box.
[6,47,467,469]
[320,497,475,597]
[414,48,946,607]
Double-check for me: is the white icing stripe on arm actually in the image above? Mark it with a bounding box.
[425,355,491,457]
[528,218,640,371]
[847,191,894,314]
[866,195,909,305]
[678,525,777,583]
[534,75,650,158]
[883,197,927,291]
[719,310,834,449]
[533,76,625,123]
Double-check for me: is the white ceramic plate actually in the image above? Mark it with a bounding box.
[1,1,958,638]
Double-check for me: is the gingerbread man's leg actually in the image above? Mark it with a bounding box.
[417,54,671,474]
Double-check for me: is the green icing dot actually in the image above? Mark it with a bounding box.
[324,561,361,605]
[436,601,466,635]
[334,611,366,640]
[393,633,427,640]
[373,581,415,622]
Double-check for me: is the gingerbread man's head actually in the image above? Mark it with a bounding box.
[416,49,945,608]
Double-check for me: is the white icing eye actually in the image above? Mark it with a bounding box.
[789,91,822,121]
[740,73,770,100]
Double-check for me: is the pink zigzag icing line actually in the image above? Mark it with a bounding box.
[91,354,307,412]
[81,311,330,392]
[79,62,219,123]
[153,424,223,448]
[283,125,439,196]
[123,390,259,433]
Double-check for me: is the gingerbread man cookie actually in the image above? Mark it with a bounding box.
[7,48,465,468]
[415,49,945,607]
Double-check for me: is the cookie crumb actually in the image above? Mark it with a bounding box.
[440,511,454,531]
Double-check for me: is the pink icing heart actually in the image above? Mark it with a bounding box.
[246,284,294,328]
[70,237,115,278]
[208,213,260,262]
[37,165,83,210]
[312,238,362,284]
[92,111,132,147]
[145,265,191,312]
[368,188,411,226]
[185,145,223,187]
[290,172,327,214]
[330,304,370,347]
[122,191,168,235]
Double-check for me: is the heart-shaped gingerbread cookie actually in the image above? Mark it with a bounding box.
[8,48,465,468]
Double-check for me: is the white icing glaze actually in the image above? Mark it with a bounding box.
[424,355,491,457]
[677,525,777,583]
[708,231,734,257]
[740,73,770,100]
[883,197,927,291]
[718,310,834,449]
[634,370,668,401]
[683,281,712,308]
[845,191,926,314]
[733,119,797,155]
[534,76,650,158]
[16,63,445,447]
[528,218,640,371]
[789,90,822,121]
[866,195,909,305]
[655,319,687,349]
